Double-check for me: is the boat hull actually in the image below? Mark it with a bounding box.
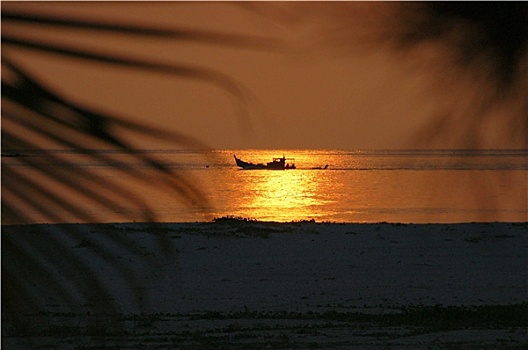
[234,155,295,170]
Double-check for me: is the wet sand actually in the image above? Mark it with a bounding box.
[2,220,527,348]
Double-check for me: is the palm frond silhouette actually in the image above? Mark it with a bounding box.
[1,4,279,337]
[2,5,280,224]
[249,2,527,148]
[397,3,528,148]
[2,1,526,343]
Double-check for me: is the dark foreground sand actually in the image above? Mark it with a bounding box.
[2,220,527,349]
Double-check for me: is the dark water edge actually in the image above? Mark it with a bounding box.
[4,304,528,350]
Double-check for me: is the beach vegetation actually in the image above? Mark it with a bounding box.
[213,215,259,223]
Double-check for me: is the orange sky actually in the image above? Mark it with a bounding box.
[3,2,526,150]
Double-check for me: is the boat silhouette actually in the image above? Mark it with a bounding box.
[234,155,296,170]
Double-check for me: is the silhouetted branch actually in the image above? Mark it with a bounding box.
[2,36,256,133]
[1,3,276,339]
[2,10,284,51]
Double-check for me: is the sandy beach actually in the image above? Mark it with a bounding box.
[2,220,527,349]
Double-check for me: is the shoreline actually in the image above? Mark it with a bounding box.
[3,221,527,348]
[4,218,528,225]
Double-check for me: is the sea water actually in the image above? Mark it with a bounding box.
[2,149,527,223]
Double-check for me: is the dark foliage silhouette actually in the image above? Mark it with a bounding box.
[1,4,279,339]
[247,2,527,148]
[2,2,526,346]
[396,2,527,148]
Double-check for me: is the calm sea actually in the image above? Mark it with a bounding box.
[3,149,527,224]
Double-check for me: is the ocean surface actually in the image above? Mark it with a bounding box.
[3,149,527,224]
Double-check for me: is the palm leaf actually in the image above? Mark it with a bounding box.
[1,4,278,337]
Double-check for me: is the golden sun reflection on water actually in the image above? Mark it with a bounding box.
[245,170,325,221]
[229,160,341,222]
[224,149,527,223]
[8,149,524,224]
[224,150,365,222]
